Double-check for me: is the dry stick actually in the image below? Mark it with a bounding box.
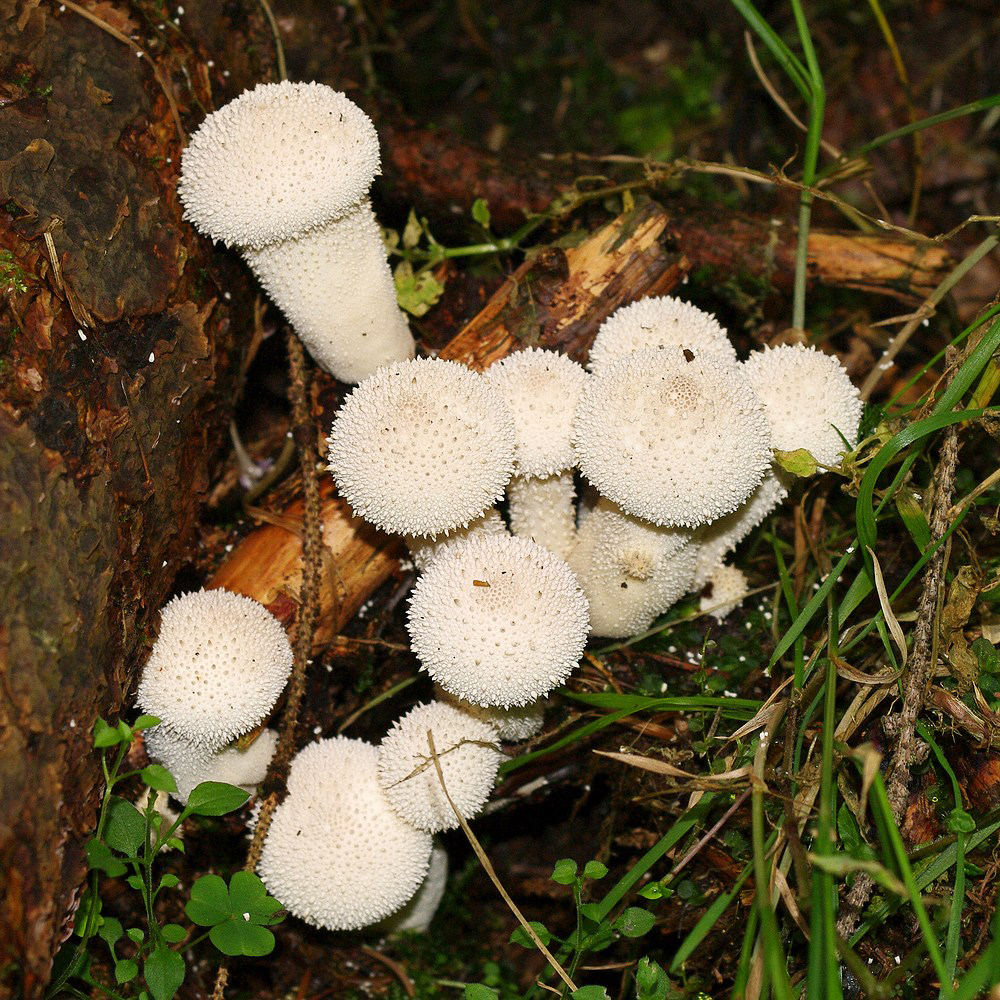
[836,403,961,939]
[211,332,325,1000]
[425,731,579,995]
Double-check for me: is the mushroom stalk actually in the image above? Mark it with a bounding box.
[243,200,414,384]
[507,470,577,561]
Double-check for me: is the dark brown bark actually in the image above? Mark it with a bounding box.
[0,3,277,994]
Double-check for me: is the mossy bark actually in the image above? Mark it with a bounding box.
[0,2,276,993]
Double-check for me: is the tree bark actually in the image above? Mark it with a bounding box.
[0,3,277,994]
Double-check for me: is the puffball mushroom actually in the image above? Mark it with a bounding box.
[328,357,516,538]
[178,80,414,383]
[377,701,502,833]
[407,533,590,707]
[380,840,449,934]
[588,296,738,374]
[437,685,547,742]
[741,343,863,467]
[485,349,589,560]
[574,348,772,528]
[258,737,432,931]
[699,563,750,622]
[136,588,293,750]
[406,509,509,573]
[568,497,697,639]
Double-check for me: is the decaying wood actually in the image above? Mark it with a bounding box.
[210,202,687,637]
[0,2,278,993]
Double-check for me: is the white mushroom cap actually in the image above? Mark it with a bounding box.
[243,202,414,384]
[568,497,696,639]
[178,81,381,250]
[691,466,791,589]
[405,509,509,573]
[574,348,772,528]
[437,686,547,742]
[258,737,432,931]
[380,840,449,934]
[484,348,588,477]
[507,470,577,561]
[699,563,750,621]
[328,357,517,538]
[407,533,590,708]
[136,589,293,750]
[741,343,863,467]
[145,725,278,805]
[377,701,502,833]
[588,296,738,373]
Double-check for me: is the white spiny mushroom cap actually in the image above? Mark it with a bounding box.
[692,466,791,589]
[569,497,696,639]
[136,589,293,750]
[258,738,432,930]
[484,348,588,477]
[507,471,577,561]
[178,81,380,250]
[406,509,509,572]
[328,357,517,538]
[741,343,863,467]
[574,348,772,528]
[377,701,502,833]
[407,533,590,707]
[145,725,277,805]
[437,686,547,741]
[699,563,750,621]
[588,296,738,373]
[381,840,449,934]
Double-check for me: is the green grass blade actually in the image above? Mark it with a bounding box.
[729,0,811,99]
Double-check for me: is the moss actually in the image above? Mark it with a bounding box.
[0,250,29,296]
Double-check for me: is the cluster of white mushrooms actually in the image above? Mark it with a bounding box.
[154,79,866,934]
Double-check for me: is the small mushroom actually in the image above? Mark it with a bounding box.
[178,81,414,383]
[699,562,750,622]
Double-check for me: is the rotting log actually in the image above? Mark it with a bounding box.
[0,2,278,994]
[209,201,687,640]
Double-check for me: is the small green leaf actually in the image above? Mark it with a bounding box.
[140,764,177,793]
[402,209,423,250]
[184,782,249,817]
[381,226,400,252]
[115,958,139,984]
[973,637,1000,674]
[550,859,578,885]
[638,882,663,900]
[93,717,123,748]
[98,916,123,950]
[228,870,268,913]
[209,920,275,958]
[165,837,184,853]
[105,796,146,856]
[86,838,126,877]
[132,714,161,731]
[161,923,186,944]
[614,906,656,938]
[144,944,185,1000]
[393,261,445,317]
[774,447,818,478]
[126,927,145,944]
[583,860,608,880]
[126,875,144,892]
[635,955,671,1000]
[158,873,180,891]
[465,986,498,1000]
[471,198,491,228]
[509,921,551,949]
[117,721,134,742]
[185,874,230,927]
[572,987,611,1000]
[947,809,976,835]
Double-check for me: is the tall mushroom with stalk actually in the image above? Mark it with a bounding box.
[179,81,414,383]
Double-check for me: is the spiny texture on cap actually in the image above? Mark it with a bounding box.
[574,348,772,528]
[258,738,431,930]
[507,471,577,561]
[146,725,277,805]
[381,841,449,934]
[588,296,738,374]
[569,498,696,639]
[179,81,380,250]
[136,589,293,750]
[328,357,517,537]
[484,348,588,477]
[438,687,547,742]
[692,467,791,589]
[700,563,750,621]
[407,533,590,707]
[377,701,502,833]
[742,343,863,467]
[406,509,509,573]
[244,203,414,383]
